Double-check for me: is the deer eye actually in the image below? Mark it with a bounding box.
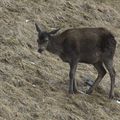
[44,37,49,41]
[38,33,49,43]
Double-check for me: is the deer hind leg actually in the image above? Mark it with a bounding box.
[104,59,116,99]
[86,62,106,94]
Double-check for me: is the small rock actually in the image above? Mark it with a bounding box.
[25,20,29,23]
[85,79,94,87]
[32,84,36,87]
[30,62,35,65]
[116,100,120,104]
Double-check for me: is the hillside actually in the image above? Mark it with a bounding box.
[0,0,120,120]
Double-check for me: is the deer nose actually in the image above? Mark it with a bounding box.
[38,48,44,53]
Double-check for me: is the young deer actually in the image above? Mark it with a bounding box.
[35,23,116,99]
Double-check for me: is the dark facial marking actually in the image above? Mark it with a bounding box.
[37,32,50,53]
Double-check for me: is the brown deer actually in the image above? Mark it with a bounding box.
[35,23,116,99]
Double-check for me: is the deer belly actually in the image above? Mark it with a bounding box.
[79,52,102,64]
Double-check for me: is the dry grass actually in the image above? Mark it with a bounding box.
[0,0,120,120]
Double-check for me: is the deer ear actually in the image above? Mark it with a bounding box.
[49,28,60,35]
[35,23,41,33]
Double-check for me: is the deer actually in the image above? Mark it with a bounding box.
[35,23,116,99]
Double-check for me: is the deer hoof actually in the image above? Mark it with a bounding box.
[109,94,114,99]
[69,90,74,94]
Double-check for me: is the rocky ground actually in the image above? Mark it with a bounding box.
[0,0,120,120]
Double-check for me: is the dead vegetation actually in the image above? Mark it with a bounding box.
[0,0,120,120]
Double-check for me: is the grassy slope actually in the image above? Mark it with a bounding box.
[0,0,120,120]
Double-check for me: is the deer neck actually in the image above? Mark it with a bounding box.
[47,35,63,55]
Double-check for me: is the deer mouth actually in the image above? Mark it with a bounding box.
[38,48,44,53]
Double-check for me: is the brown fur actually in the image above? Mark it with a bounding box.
[35,23,116,99]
